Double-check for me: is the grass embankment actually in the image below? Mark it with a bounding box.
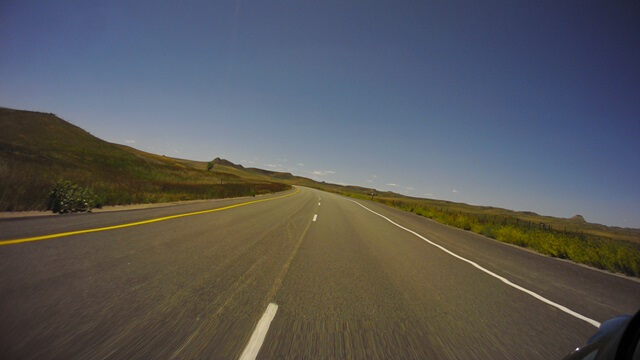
[0,108,289,211]
[344,193,640,277]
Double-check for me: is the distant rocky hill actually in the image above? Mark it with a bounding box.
[570,215,587,223]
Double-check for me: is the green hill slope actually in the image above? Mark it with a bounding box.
[0,108,289,211]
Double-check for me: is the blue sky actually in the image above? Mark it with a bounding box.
[1,1,639,227]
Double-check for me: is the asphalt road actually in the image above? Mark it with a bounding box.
[1,187,638,359]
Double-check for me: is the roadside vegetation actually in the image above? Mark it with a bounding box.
[343,192,640,277]
[0,108,289,212]
[48,180,100,213]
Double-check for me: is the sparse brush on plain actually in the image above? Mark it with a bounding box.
[343,192,640,277]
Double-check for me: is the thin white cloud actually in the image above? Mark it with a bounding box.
[452,189,458,193]
[264,163,282,168]
[405,187,414,191]
[312,170,335,176]
[386,183,399,187]
[366,179,373,183]
[124,139,136,144]
[372,175,378,178]
[297,163,304,166]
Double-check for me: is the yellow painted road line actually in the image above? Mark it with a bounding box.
[0,188,300,247]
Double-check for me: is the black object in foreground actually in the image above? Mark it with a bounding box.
[564,309,640,359]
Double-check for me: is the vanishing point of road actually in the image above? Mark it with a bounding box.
[1,187,639,359]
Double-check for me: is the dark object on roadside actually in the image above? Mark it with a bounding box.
[564,309,640,359]
[47,180,100,213]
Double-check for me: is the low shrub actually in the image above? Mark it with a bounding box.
[47,180,99,213]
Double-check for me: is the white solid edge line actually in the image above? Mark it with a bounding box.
[313,214,318,222]
[347,199,601,329]
[238,303,279,360]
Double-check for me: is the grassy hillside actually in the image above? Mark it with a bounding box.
[0,108,289,211]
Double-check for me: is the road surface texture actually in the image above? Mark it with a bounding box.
[1,187,638,359]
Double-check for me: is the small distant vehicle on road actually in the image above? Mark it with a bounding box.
[563,309,640,359]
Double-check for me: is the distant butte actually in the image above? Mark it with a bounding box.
[570,214,587,223]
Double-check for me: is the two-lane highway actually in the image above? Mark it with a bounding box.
[1,187,638,359]
[0,188,316,359]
